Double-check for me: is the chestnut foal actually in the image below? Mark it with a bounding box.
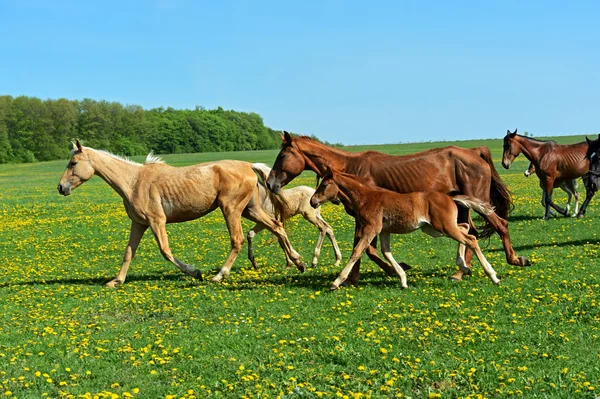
[310,170,501,290]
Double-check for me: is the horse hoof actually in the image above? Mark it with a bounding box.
[333,260,342,267]
[296,262,306,273]
[494,279,501,285]
[518,256,531,266]
[450,276,463,282]
[400,262,412,271]
[577,213,585,219]
[192,270,203,281]
[329,284,339,291]
[211,274,223,283]
[105,280,122,288]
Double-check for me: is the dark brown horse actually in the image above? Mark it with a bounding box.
[266,132,529,285]
[580,135,600,212]
[502,129,594,219]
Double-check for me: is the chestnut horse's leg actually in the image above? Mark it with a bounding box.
[379,232,408,289]
[247,224,267,269]
[106,221,149,288]
[454,224,500,285]
[301,209,343,268]
[150,218,203,281]
[331,231,377,290]
[543,177,567,219]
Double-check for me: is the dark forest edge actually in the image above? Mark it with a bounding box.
[0,95,330,164]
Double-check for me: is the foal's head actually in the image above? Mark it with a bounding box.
[310,172,340,209]
[502,129,519,169]
[584,134,600,191]
[267,131,306,194]
[57,140,95,196]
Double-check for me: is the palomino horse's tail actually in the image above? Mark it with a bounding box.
[251,163,288,222]
[477,147,514,238]
[452,195,495,218]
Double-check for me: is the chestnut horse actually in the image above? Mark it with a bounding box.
[57,140,305,286]
[267,132,528,285]
[309,169,501,290]
[502,129,593,219]
[523,162,580,217]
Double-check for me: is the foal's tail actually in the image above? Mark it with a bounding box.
[251,163,288,222]
[452,195,495,218]
[478,147,514,238]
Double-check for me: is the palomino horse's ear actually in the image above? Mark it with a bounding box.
[75,139,83,152]
[283,131,293,143]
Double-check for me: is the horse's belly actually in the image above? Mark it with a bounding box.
[381,216,422,234]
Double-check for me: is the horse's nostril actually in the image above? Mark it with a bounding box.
[266,182,271,190]
[57,184,62,194]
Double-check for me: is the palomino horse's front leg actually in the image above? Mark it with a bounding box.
[106,221,149,288]
[212,205,246,282]
[150,219,203,281]
[331,232,377,290]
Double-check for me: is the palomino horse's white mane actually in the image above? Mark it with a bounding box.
[71,142,164,165]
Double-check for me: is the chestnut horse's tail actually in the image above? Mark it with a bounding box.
[252,163,288,223]
[452,195,494,217]
[477,147,514,238]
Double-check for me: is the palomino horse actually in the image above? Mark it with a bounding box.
[57,140,305,286]
[502,129,593,219]
[523,162,580,217]
[309,169,501,290]
[266,132,528,285]
[247,165,342,268]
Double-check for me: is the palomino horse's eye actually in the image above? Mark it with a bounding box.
[70,161,78,167]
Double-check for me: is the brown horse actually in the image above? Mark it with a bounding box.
[57,140,305,286]
[266,132,528,285]
[502,129,592,219]
[309,169,501,290]
[523,162,580,217]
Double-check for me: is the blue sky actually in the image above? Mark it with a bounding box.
[1,0,598,145]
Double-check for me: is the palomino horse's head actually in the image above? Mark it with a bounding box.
[584,134,600,191]
[502,129,519,169]
[266,131,306,194]
[310,169,340,209]
[57,140,95,196]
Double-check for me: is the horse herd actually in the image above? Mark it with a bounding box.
[56,130,600,290]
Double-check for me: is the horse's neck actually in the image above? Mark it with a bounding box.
[298,140,352,176]
[334,174,368,210]
[88,149,141,200]
[517,137,545,162]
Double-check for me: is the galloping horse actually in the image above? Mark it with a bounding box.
[502,129,593,219]
[57,140,305,286]
[267,132,528,285]
[523,162,580,217]
[247,164,342,269]
[309,169,501,290]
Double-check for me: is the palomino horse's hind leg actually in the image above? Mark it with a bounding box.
[379,233,408,289]
[302,209,342,267]
[212,206,246,282]
[106,221,149,288]
[150,219,203,281]
[242,202,306,273]
[331,232,377,290]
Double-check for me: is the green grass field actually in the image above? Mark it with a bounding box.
[0,135,599,399]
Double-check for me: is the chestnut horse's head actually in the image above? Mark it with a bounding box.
[584,134,600,191]
[502,129,519,169]
[267,131,306,194]
[57,140,95,196]
[310,168,340,209]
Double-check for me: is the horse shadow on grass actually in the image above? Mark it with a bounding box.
[490,238,600,253]
[0,273,185,289]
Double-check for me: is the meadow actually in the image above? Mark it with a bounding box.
[0,135,599,399]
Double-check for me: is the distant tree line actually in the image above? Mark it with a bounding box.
[0,95,287,163]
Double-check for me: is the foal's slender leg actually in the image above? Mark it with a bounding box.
[331,232,377,290]
[302,209,342,267]
[450,206,473,281]
[247,224,267,269]
[106,221,149,288]
[379,232,408,289]
[150,219,203,281]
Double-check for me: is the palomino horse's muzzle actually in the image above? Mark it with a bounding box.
[57,183,70,196]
